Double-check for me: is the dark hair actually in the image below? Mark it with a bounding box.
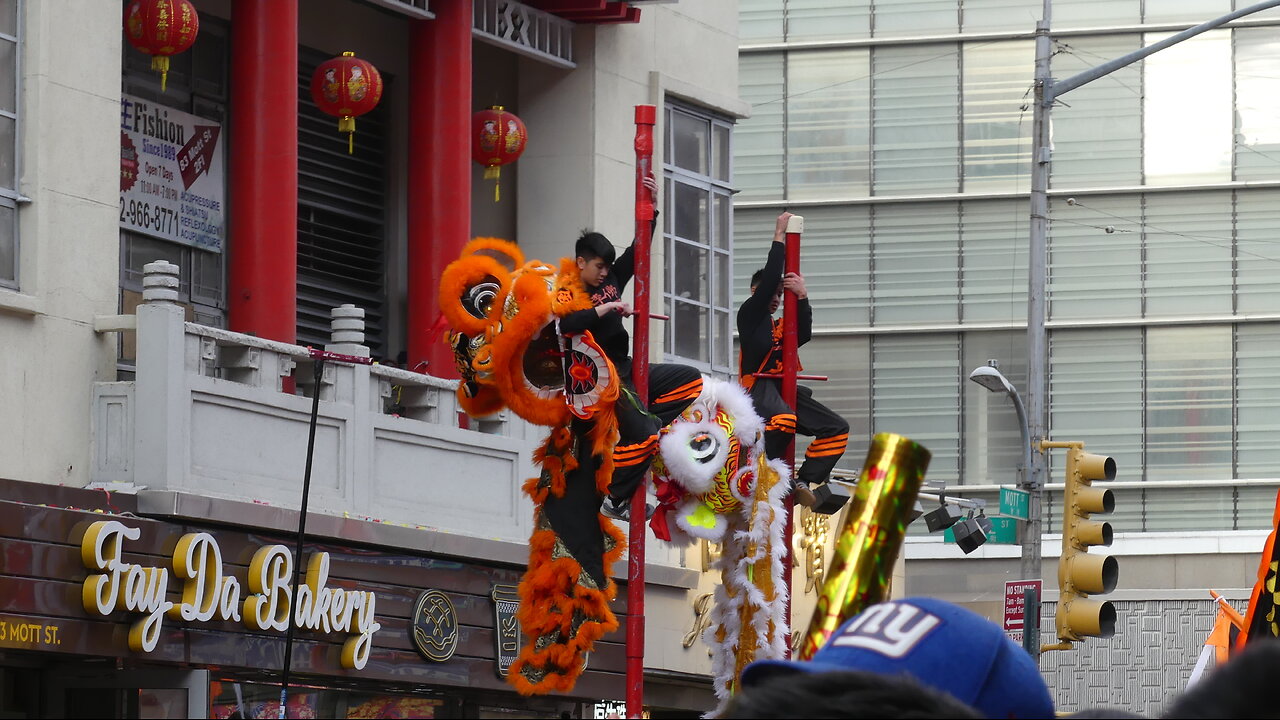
[1163,640,1280,719]
[750,268,766,289]
[575,231,615,266]
[721,669,984,719]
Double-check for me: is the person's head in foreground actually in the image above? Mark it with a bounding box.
[726,597,1056,719]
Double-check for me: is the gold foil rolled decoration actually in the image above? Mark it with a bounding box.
[797,432,931,660]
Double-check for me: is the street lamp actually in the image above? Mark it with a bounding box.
[968,362,1039,589]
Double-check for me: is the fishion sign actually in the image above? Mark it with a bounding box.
[79,520,381,669]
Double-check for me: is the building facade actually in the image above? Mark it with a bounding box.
[0,0,747,717]
[734,0,1280,714]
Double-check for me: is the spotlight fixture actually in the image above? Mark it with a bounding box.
[952,511,991,555]
[924,494,964,533]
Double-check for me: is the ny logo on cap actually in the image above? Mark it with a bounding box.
[831,603,940,658]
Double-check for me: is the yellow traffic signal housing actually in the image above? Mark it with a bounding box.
[1057,447,1118,642]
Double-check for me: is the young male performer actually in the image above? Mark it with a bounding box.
[738,211,849,507]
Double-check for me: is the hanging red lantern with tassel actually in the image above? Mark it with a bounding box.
[472,106,527,202]
[310,52,384,155]
[124,0,200,93]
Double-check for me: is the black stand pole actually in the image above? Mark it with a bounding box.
[278,356,325,720]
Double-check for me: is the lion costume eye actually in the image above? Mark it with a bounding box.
[438,238,524,336]
[689,432,719,463]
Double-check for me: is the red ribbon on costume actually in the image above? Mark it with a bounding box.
[649,477,685,542]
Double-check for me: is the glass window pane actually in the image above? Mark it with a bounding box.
[739,0,783,43]
[871,44,960,195]
[961,0,1042,33]
[1236,188,1280,314]
[712,123,730,182]
[0,114,14,189]
[1237,323,1280,479]
[1145,325,1233,481]
[0,0,15,36]
[1146,485,1235,531]
[1050,35,1142,188]
[1047,195,1141,321]
[962,332,1028,487]
[872,202,959,326]
[672,299,707,363]
[0,39,15,114]
[733,208,774,310]
[874,0,958,38]
[800,335,871,475]
[713,308,730,371]
[672,238,708,305]
[872,334,961,485]
[736,53,785,200]
[1144,0,1230,24]
[1045,0,1139,27]
[962,41,1034,194]
[1234,28,1280,182]
[713,249,729,308]
[961,198,1028,324]
[713,194,729,251]
[671,111,708,176]
[797,204,871,327]
[787,49,871,199]
[672,181,707,244]
[1238,485,1279,530]
[1143,191,1232,317]
[0,202,13,284]
[1144,31,1232,186]
[1048,328,1143,480]
[788,0,870,42]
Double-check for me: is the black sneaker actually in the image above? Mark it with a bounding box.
[601,496,656,521]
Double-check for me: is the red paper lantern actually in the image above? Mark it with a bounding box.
[310,52,384,155]
[472,106,527,202]
[124,0,200,93]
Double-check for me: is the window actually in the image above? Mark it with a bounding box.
[1143,30,1231,186]
[663,103,734,375]
[0,0,19,288]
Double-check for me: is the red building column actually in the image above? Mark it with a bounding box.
[228,0,299,344]
[407,1,472,376]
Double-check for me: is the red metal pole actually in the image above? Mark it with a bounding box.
[781,215,802,659]
[625,104,656,720]
[407,2,472,377]
[228,0,298,344]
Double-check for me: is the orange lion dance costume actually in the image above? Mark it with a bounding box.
[440,238,792,701]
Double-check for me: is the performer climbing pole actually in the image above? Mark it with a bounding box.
[625,104,656,719]
[780,215,802,658]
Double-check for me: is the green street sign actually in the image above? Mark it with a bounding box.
[943,516,1019,545]
[999,487,1030,521]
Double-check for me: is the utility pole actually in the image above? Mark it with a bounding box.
[1025,0,1280,663]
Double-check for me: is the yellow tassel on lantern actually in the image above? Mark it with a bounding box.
[485,165,501,202]
[151,55,170,92]
[339,116,356,154]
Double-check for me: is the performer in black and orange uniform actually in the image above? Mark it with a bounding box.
[738,211,849,507]
[560,175,704,522]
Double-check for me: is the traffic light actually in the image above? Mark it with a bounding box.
[1056,446,1118,643]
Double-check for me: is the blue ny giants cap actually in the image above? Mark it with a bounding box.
[741,597,1055,719]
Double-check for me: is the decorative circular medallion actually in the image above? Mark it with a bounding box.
[411,589,459,663]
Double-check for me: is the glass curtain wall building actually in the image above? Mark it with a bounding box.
[734,0,1280,533]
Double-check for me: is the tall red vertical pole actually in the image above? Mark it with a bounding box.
[407,2,472,377]
[625,104,656,720]
[228,0,298,345]
[780,214,803,659]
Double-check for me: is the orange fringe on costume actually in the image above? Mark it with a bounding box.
[508,408,625,695]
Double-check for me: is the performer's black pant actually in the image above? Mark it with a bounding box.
[750,379,849,486]
[607,363,704,503]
